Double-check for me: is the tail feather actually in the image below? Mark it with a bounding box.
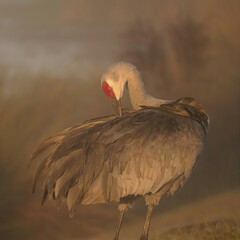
[32,155,51,193]
[55,166,82,199]
[31,135,64,160]
[67,182,84,217]
[41,186,49,206]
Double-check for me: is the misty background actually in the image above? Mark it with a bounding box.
[0,1,239,239]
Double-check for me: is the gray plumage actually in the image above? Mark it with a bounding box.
[31,62,209,240]
[32,99,208,211]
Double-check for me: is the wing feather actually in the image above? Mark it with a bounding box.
[31,101,208,215]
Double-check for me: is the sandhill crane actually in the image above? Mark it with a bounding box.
[31,62,209,240]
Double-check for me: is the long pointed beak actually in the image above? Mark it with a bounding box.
[111,97,122,117]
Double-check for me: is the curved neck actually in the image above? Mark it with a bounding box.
[125,66,169,110]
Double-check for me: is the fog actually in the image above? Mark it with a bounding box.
[0,1,239,239]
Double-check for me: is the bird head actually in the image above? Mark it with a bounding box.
[101,68,127,101]
[101,62,130,116]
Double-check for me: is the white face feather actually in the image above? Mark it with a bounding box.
[106,78,125,100]
[101,71,127,100]
[101,62,138,100]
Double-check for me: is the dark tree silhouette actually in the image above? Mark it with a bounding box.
[121,18,210,91]
[121,20,170,91]
[168,17,210,81]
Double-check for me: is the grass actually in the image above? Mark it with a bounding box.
[158,219,240,240]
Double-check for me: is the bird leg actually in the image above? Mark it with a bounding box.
[140,194,160,240]
[139,204,154,240]
[113,203,128,240]
[113,208,125,240]
[113,197,135,240]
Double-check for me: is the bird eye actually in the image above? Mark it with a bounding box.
[102,81,115,98]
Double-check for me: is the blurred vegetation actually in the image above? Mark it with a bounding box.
[121,17,210,93]
[158,219,240,240]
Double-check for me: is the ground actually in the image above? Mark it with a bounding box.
[95,189,240,240]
